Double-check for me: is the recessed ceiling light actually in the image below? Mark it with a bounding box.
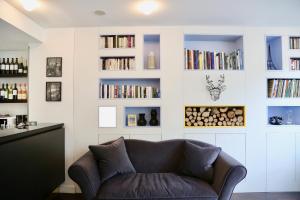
[20,0,40,11]
[94,10,106,16]
[137,0,159,15]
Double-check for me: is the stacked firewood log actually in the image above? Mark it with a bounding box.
[185,106,244,127]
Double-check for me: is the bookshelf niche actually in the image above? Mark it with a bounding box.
[99,78,161,99]
[268,106,300,126]
[144,34,160,70]
[184,35,244,70]
[267,78,300,98]
[125,106,160,127]
[99,34,135,49]
[266,36,283,70]
[289,36,300,49]
[99,56,135,71]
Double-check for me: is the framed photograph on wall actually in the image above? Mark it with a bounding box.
[46,82,62,102]
[46,57,62,77]
[127,114,137,127]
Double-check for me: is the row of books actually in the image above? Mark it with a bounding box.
[100,35,135,49]
[268,79,300,98]
[101,57,135,70]
[100,83,160,99]
[291,59,300,70]
[290,37,300,49]
[184,49,243,70]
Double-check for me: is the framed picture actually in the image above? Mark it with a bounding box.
[46,82,62,102]
[46,57,62,77]
[99,106,117,128]
[127,114,137,127]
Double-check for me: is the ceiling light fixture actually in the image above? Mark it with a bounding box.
[138,0,159,15]
[20,0,40,12]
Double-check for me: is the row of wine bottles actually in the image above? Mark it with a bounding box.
[0,57,28,75]
[0,83,27,101]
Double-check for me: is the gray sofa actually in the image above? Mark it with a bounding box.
[68,139,247,200]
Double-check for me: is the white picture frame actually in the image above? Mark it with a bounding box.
[98,106,117,128]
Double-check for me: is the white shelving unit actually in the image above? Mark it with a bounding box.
[98,32,162,142]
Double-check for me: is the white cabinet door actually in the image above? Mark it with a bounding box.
[184,133,216,145]
[216,134,246,165]
[267,132,296,191]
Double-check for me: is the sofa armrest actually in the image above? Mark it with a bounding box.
[68,152,101,200]
[211,151,247,200]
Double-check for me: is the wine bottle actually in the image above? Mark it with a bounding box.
[17,84,22,100]
[14,58,19,75]
[23,59,28,74]
[4,84,8,100]
[1,58,5,75]
[13,83,18,100]
[22,83,27,100]
[0,84,4,100]
[5,58,10,75]
[9,58,14,75]
[18,57,24,74]
[8,84,13,100]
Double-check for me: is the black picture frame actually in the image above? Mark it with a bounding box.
[46,57,62,77]
[46,82,62,102]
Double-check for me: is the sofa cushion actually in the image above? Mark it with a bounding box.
[96,173,218,200]
[89,137,136,182]
[181,141,221,183]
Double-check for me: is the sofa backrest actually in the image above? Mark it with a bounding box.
[124,139,212,173]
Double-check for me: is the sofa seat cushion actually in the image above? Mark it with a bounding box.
[96,173,218,200]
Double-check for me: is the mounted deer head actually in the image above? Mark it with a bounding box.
[206,74,226,101]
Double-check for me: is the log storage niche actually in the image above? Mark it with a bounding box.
[184,106,245,127]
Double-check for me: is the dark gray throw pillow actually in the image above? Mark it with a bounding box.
[181,141,221,182]
[89,137,136,182]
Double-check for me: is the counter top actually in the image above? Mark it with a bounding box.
[0,123,64,145]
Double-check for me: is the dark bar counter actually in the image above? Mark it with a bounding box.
[0,123,65,200]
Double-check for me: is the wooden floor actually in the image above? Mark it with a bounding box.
[48,193,300,200]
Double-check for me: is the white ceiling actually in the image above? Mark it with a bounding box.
[4,0,300,28]
[0,19,39,50]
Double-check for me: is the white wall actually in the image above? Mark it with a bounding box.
[28,26,300,193]
[29,28,75,192]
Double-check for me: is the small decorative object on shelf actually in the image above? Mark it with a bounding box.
[206,74,226,101]
[147,51,156,69]
[268,79,300,98]
[185,106,245,127]
[100,35,135,49]
[0,57,28,76]
[46,82,62,102]
[267,44,277,70]
[127,114,137,127]
[290,37,300,49]
[286,110,294,125]
[149,109,159,126]
[46,57,62,77]
[137,113,147,126]
[269,116,283,125]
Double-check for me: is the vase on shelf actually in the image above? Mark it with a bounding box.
[149,109,159,126]
[267,44,277,70]
[147,51,156,69]
[137,113,147,126]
